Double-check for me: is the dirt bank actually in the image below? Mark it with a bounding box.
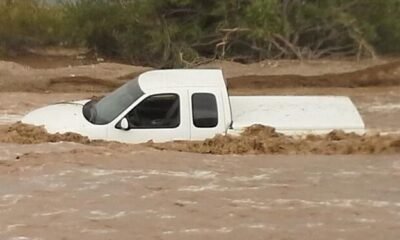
[1,57,400,93]
[0,60,150,92]
[151,125,400,155]
[227,61,400,89]
[202,58,387,78]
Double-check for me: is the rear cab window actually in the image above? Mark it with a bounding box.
[192,93,218,128]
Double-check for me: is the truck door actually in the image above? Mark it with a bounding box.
[108,90,190,143]
[189,89,226,140]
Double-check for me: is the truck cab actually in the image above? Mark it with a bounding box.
[96,69,232,142]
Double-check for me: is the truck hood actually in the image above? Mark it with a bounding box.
[22,100,91,134]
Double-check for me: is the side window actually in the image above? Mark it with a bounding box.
[192,93,218,128]
[127,94,180,129]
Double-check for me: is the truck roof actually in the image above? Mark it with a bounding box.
[138,69,226,92]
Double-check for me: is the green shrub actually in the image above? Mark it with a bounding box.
[0,0,63,52]
[0,0,400,65]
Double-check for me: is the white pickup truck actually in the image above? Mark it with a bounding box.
[22,69,365,143]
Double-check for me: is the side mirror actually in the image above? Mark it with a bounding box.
[116,118,130,131]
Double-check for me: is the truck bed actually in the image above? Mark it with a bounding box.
[229,96,365,135]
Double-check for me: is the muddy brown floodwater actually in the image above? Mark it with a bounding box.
[1,144,400,240]
[0,56,400,239]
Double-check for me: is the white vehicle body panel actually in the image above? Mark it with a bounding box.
[21,100,108,139]
[229,96,365,135]
[21,69,366,143]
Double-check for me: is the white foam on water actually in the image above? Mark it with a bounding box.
[77,184,99,191]
[181,229,201,233]
[159,215,176,219]
[229,198,270,210]
[8,237,43,240]
[216,227,233,233]
[175,200,198,205]
[333,171,362,177]
[231,199,257,204]
[80,229,117,234]
[306,222,324,228]
[6,224,27,232]
[354,218,377,223]
[178,227,235,234]
[33,209,78,217]
[145,170,217,179]
[58,170,74,176]
[0,225,27,235]
[270,198,397,208]
[246,224,266,229]
[179,183,260,192]
[368,104,400,112]
[0,114,22,124]
[0,194,32,207]
[178,183,222,192]
[79,168,217,180]
[228,174,270,182]
[88,210,127,220]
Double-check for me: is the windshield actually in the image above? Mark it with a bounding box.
[83,78,144,125]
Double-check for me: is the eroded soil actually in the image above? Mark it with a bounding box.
[0,123,399,155]
[227,60,400,89]
[0,123,90,145]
